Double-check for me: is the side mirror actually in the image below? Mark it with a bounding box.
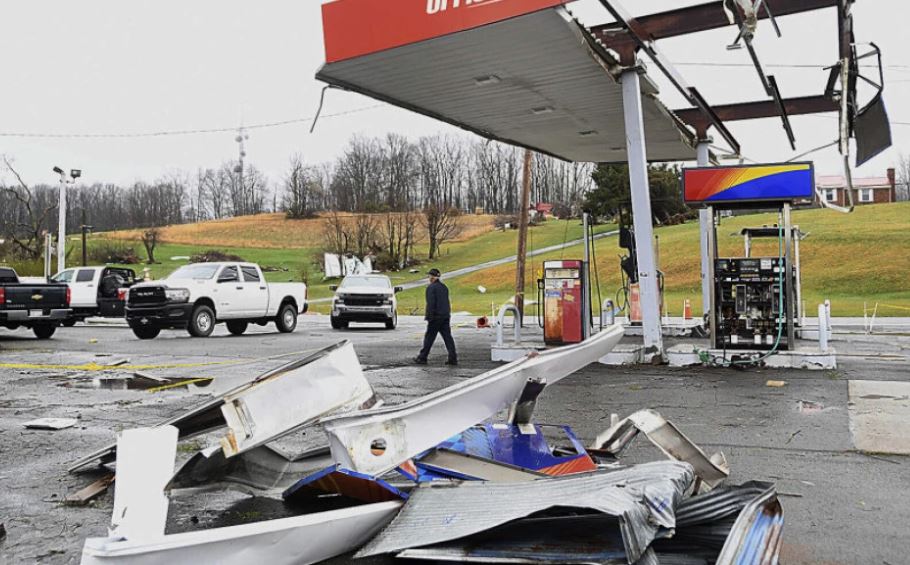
[329,285,338,291]
[394,286,404,293]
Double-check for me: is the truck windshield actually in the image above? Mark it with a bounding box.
[169,264,220,280]
[341,276,390,289]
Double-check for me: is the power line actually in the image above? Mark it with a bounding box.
[672,61,910,73]
[0,104,385,140]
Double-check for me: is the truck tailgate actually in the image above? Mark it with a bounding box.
[4,285,69,311]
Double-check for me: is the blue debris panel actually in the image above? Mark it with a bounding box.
[282,464,409,504]
[400,423,597,482]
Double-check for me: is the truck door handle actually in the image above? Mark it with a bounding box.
[259,286,266,290]
[235,286,244,290]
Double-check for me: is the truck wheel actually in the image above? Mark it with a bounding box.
[385,312,397,330]
[32,325,57,339]
[62,318,77,328]
[276,304,297,333]
[330,316,347,330]
[132,327,161,340]
[227,321,248,336]
[188,305,216,337]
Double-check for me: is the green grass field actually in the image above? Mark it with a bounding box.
[14,203,908,317]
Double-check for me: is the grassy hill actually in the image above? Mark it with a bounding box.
[401,202,910,318]
[50,202,910,317]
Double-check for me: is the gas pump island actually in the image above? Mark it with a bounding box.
[682,163,816,358]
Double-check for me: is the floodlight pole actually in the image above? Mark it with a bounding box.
[55,170,68,275]
[696,141,712,317]
[621,64,664,361]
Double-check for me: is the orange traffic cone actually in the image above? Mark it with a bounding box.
[683,299,693,320]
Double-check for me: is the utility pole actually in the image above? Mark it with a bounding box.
[80,223,94,267]
[514,149,533,322]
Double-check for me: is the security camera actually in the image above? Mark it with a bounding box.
[70,169,82,179]
[53,166,64,174]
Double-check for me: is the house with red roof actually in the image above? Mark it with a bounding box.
[816,168,897,207]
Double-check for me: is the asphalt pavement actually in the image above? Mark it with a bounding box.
[0,316,908,564]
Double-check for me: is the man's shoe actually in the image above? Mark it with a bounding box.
[413,357,428,365]
[445,359,458,366]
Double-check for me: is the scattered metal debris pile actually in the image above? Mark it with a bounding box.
[70,330,783,564]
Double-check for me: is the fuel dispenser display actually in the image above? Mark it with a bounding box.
[539,260,588,345]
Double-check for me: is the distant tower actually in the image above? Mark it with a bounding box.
[234,126,250,212]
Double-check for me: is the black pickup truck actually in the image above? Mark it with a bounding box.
[0,267,72,339]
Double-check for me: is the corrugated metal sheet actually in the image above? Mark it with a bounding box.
[357,461,695,564]
[317,8,695,164]
[715,486,784,565]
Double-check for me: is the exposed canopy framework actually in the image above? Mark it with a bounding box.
[317,5,696,163]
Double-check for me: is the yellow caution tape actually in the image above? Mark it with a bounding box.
[879,303,910,312]
[0,359,248,371]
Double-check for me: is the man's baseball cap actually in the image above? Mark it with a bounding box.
[427,268,442,277]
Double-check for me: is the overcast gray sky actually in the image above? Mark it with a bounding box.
[1,0,906,187]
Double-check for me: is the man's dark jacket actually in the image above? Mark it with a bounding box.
[425,280,452,321]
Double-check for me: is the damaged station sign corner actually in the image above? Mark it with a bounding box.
[70,329,784,565]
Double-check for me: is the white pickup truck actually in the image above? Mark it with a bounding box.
[51,266,137,325]
[124,262,307,339]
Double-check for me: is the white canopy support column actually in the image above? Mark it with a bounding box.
[697,141,711,317]
[621,65,663,361]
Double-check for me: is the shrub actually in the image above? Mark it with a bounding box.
[190,250,246,263]
[88,241,141,265]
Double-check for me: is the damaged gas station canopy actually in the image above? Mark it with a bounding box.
[317,1,696,163]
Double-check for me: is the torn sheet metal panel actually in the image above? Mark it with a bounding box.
[592,409,729,489]
[715,487,784,565]
[167,445,334,493]
[80,501,403,565]
[357,461,695,564]
[109,426,178,542]
[282,464,409,504]
[317,8,695,163]
[219,341,375,457]
[397,515,660,565]
[69,341,375,473]
[324,325,624,477]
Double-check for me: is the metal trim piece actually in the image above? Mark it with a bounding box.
[592,409,730,490]
[322,325,624,477]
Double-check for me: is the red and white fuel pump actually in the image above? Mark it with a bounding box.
[539,260,590,345]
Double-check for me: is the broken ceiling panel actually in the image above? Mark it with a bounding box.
[317,7,695,163]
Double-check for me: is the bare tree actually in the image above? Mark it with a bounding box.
[380,211,419,269]
[422,204,462,260]
[321,211,350,257]
[283,155,320,219]
[0,156,57,259]
[141,228,161,264]
[897,154,910,202]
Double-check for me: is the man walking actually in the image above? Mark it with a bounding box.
[414,268,458,366]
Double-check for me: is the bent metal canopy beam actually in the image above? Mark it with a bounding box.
[317,1,697,163]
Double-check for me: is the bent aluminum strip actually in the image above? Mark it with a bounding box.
[322,325,624,477]
[715,487,784,565]
[80,501,402,565]
[592,409,730,489]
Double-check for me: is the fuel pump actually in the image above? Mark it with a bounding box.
[539,260,588,345]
